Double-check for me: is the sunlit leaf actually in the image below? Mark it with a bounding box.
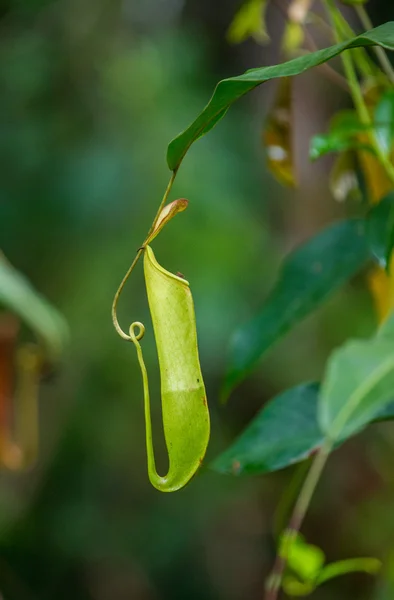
[0,254,68,359]
[167,23,394,171]
[222,219,369,399]
[366,192,394,270]
[130,245,210,492]
[227,0,269,45]
[318,313,394,442]
[263,78,296,187]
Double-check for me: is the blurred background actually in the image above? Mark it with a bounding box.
[1,0,394,598]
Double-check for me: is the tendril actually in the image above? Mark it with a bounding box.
[111,171,177,341]
[112,249,144,341]
[129,321,145,343]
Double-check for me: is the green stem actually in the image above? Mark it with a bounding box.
[355,5,394,85]
[264,440,333,600]
[325,0,394,188]
[273,459,311,539]
[332,6,376,78]
[111,170,178,340]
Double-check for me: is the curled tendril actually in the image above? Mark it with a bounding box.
[129,321,145,342]
[112,250,144,342]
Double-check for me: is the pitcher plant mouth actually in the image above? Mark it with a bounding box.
[144,246,190,286]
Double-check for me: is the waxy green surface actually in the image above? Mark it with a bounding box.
[131,245,210,492]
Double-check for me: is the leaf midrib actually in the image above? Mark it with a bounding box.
[327,354,394,440]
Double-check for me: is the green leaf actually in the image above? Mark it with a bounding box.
[310,93,394,162]
[222,219,369,399]
[317,557,381,586]
[318,313,394,442]
[212,381,394,476]
[0,253,68,359]
[283,552,380,596]
[167,23,394,171]
[310,111,374,161]
[366,191,394,270]
[374,89,394,157]
[130,245,210,492]
[212,383,322,476]
[227,0,269,45]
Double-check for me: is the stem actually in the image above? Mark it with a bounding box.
[355,5,394,85]
[111,170,178,340]
[264,440,332,600]
[333,7,375,78]
[146,170,178,239]
[273,459,311,540]
[325,0,394,188]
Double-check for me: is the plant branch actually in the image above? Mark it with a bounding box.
[264,440,332,600]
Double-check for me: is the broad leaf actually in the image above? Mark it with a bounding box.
[319,314,394,442]
[167,23,394,171]
[212,381,394,476]
[213,383,321,476]
[0,254,68,358]
[222,219,369,399]
[366,192,394,270]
